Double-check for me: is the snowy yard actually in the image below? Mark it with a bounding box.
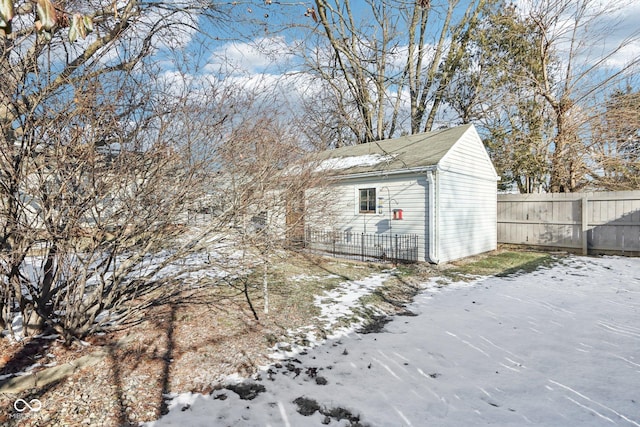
[148,255,640,427]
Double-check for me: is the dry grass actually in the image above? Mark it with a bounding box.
[0,247,556,426]
[0,251,401,426]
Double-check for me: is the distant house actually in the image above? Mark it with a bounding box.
[302,124,499,264]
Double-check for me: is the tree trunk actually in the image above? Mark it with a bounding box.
[23,307,46,337]
[263,261,269,315]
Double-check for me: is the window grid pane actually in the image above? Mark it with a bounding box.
[359,188,376,213]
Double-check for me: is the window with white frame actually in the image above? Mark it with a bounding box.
[359,188,377,213]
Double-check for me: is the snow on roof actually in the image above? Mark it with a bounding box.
[314,153,395,172]
[309,124,474,176]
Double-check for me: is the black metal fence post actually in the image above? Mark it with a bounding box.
[332,232,336,258]
[394,234,398,263]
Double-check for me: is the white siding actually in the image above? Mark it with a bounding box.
[306,174,430,261]
[437,171,497,262]
[437,127,498,263]
[306,125,498,264]
[440,126,498,181]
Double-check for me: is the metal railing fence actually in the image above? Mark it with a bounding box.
[304,228,419,263]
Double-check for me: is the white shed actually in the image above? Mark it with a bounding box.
[304,124,499,263]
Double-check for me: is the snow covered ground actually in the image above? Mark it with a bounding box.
[147,255,640,427]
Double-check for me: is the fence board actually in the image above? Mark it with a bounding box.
[498,191,640,255]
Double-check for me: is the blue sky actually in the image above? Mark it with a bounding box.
[158,0,640,137]
[194,2,636,88]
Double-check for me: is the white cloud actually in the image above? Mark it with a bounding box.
[205,36,294,75]
[603,39,640,70]
[513,0,640,71]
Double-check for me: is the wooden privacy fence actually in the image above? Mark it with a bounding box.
[304,228,419,263]
[497,191,640,255]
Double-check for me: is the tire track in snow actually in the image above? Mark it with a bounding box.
[605,298,640,310]
[564,396,616,424]
[447,332,528,374]
[498,293,576,316]
[445,331,490,357]
[377,349,410,375]
[479,335,527,368]
[548,379,640,426]
[416,369,448,402]
[597,320,640,339]
[612,354,640,372]
[371,356,401,380]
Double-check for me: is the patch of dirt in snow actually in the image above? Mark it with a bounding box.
[224,382,266,400]
[293,396,365,425]
[356,315,392,334]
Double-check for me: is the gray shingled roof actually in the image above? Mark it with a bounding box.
[311,124,471,176]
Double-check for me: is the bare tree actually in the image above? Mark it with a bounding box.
[591,87,640,190]
[447,3,555,192]
[0,0,246,340]
[213,97,325,318]
[295,0,494,145]
[459,0,640,192]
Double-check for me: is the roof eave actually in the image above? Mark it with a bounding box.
[329,165,438,181]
